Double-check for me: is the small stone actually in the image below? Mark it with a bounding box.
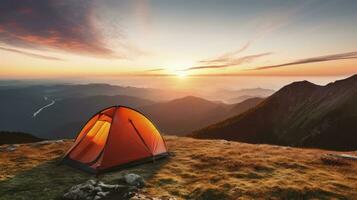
[87,179,97,186]
[124,173,145,187]
[100,191,109,196]
[93,195,102,200]
[98,181,118,190]
[63,179,135,200]
[6,145,17,152]
[93,186,102,193]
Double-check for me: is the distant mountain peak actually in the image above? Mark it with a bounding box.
[275,80,320,97]
[285,80,318,88]
[172,95,209,102]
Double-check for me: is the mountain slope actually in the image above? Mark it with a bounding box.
[0,131,42,145]
[139,96,263,135]
[228,97,264,116]
[31,95,154,139]
[192,75,357,150]
[0,89,154,139]
[139,96,230,135]
[0,136,356,199]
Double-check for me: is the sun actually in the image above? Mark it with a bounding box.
[174,70,188,78]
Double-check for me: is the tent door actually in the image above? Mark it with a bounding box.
[128,119,153,155]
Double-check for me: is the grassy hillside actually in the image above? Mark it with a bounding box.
[0,136,356,199]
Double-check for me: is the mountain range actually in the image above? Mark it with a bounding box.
[192,75,357,150]
[215,88,275,103]
[0,84,263,139]
[2,75,356,150]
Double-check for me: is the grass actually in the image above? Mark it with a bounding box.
[0,136,356,199]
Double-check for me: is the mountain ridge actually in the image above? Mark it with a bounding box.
[192,74,357,150]
[139,96,262,135]
[0,131,43,145]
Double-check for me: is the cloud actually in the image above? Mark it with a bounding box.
[144,68,165,72]
[250,51,357,71]
[0,46,63,61]
[200,41,251,64]
[186,52,272,71]
[0,0,114,57]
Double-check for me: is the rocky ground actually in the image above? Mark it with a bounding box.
[0,136,356,199]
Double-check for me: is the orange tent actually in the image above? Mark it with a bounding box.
[62,106,168,173]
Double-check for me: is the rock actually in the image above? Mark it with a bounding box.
[93,196,102,200]
[31,140,64,147]
[95,191,109,199]
[87,180,96,185]
[124,173,145,187]
[63,179,131,200]
[6,145,17,152]
[98,182,119,190]
[63,175,147,200]
[334,153,357,161]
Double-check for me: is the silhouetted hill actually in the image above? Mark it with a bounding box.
[12,83,189,101]
[31,95,154,139]
[192,75,357,150]
[228,97,264,115]
[0,83,188,139]
[0,131,42,145]
[227,95,259,103]
[0,83,189,103]
[0,91,153,139]
[139,96,263,135]
[215,87,274,103]
[0,83,263,139]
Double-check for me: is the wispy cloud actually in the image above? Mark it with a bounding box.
[0,46,63,61]
[0,0,116,57]
[144,68,165,72]
[185,52,272,71]
[199,41,251,64]
[250,51,357,71]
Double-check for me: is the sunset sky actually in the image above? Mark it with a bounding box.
[1,0,357,79]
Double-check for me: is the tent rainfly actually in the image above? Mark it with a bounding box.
[62,106,168,174]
